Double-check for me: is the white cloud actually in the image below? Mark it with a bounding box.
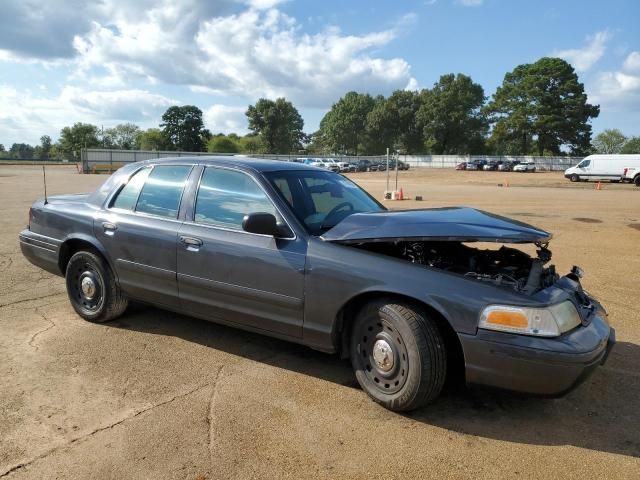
[554,31,610,72]
[0,86,176,145]
[204,105,249,135]
[0,0,417,143]
[457,0,483,6]
[70,3,415,107]
[588,51,640,113]
[623,51,640,73]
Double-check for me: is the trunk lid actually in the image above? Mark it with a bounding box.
[322,207,551,244]
[45,193,90,204]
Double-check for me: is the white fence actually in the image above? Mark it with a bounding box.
[81,149,581,173]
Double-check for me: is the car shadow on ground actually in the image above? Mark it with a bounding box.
[111,304,640,459]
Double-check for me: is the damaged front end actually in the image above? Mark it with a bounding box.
[351,240,558,295]
[322,207,562,295]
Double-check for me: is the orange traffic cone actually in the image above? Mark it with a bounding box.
[596,181,602,190]
[504,179,510,188]
[399,188,404,200]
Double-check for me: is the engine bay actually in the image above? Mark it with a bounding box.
[355,240,559,294]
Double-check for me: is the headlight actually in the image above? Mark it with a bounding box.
[479,301,582,337]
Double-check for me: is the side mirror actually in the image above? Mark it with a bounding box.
[242,212,283,236]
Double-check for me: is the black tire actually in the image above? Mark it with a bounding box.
[635,176,640,187]
[350,300,447,412]
[65,250,128,323]
[570,174,579,182]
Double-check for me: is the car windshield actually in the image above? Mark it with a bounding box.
[265,170,385,235]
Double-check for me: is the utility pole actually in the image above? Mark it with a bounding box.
[386,147,390,192]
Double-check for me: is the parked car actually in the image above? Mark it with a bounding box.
[20,157,615,412]
[356,160,373,172]
[564,154,640,183]
[302,158,324,169]
[483,161,502,171]
[340,163,357,173]
[455,162,467,170]
[513,161,536,172]
[498,161,518,171]
[318,158,341,172]
[467,160,487,171]
[386,160,410,171]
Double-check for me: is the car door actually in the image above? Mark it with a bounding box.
[176,166,306,338]
[94,164,193,309]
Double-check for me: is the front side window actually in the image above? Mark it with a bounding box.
[111,167,151,210]
[194,167,276,229]
[135,165,191,218]
[265,170,384,235]
[578,159,591,168]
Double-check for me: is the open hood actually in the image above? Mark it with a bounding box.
[321,207,551,244]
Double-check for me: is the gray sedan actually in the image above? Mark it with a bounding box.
[20,157,614,411]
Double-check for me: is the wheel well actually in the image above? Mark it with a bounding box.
[58,239,101,275]
[336,292,466,386]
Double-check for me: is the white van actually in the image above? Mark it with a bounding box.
[564,154,640,182]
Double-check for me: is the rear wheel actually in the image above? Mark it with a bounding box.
[350,300,447,412]
[65,250,128,323]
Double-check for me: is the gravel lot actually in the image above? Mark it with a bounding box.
[1,165,639,479]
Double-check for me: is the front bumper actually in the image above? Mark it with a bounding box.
[459,310,615,396]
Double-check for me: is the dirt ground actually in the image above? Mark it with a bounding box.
[1,165,639,479]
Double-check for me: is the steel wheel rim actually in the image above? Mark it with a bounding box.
[71,263,104,312]
[355,318,409,394]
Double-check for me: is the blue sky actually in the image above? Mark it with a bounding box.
[1,0,639,146]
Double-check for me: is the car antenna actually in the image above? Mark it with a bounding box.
[42,165,48,205]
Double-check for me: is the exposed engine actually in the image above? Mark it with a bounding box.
[356,241,559,294]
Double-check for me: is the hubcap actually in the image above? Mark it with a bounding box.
[372,339,394,371]
[81,276,96,299]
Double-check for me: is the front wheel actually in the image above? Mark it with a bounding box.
[350,300,447,412]
[635,176,640,187]
[65,250,128,323]
[570,174,579,182]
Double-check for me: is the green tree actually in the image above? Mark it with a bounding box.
[485,57,599,155]
[367,90,424,154]
[207,134,239,153]
[238,134,263,154]
[160,106,210,152]
[593,129,627,154]
[39,135,52,159]
[104,123,141,150]
[417,74,487,154]
[59,123,100,158]
[621,136,640,154]
[0,144,5,154]
[9,143,35,159]
[318,92,376,155]
[136,128,167,150]
[246,98,305,154]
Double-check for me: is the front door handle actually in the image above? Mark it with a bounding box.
[180,235,203,250]
[102,222,117,235]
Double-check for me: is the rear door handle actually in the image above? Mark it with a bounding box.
[180,236,203,250]
[102,222,117,235]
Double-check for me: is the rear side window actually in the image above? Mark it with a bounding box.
[194,167,276,229]
[112,167,151,210]
[135,165,191,218]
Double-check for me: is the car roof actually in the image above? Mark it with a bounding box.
[135,155,323,173]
